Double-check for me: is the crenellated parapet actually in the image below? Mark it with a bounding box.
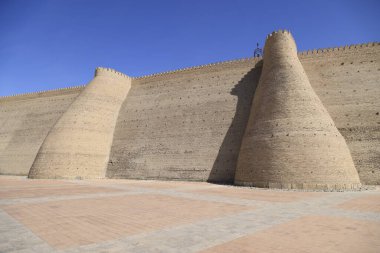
[265,29,296,49]
[95,67,132,80]
[298,42,379,57]
[133,41,378,80]
[1,42,377,100]
[265,29,292,39]
[0,85,86,101]
[135,57,262,80]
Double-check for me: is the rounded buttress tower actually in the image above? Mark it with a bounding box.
[234,30,361,190]
[28,68,132,179]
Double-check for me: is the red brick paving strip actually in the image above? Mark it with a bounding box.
[3,194,253,249]
[88,179,215,189]
[187,187,323,202]
[337,195,380,213]
[200,216,380,253]
[0,178,74,187]
[0,185,122,199]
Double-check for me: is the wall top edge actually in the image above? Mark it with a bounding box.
[298,41,379,56]
[0,41,378,99]
[134,41,378,79]
[266,29,292,39]
[134,56,262,80]
[95,67,132,79]
[0,85,86,101]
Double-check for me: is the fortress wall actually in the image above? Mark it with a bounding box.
[0,42,378,184]
[106,59,262,183]
[301,43,380,185]
[28,68,132,179]
[0,87,84,175]
[108,43,379,185]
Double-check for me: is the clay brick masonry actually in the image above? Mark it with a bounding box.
[0,30,379,189]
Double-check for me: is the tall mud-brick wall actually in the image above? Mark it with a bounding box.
[0,39,379,185]
[107,59,262,183]
[0,87,83,175]
[106,42,379,185]
[28,68,132,179]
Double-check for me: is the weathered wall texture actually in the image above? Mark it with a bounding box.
[0,87,83,175]
[235,30,361,190]
[301,44,380,185]
[106,60,262,183]
[107,43,379,185]
[0,36,379,185]
[28,68,132,179]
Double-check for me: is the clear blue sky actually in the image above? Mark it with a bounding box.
[0,0,379,96]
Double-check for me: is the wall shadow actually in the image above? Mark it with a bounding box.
[207,61,262,184]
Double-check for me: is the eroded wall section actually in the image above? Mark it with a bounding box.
[28,68,131,179]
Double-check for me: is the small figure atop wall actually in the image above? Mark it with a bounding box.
[253,43,263,57]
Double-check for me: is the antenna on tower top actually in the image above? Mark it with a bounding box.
[254,42,263,57]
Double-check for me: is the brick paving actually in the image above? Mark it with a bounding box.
[0,184,121,199]
[200,216,380,253]
[0,176,379,252]
[186,186,323,202]
[337,195,380,213]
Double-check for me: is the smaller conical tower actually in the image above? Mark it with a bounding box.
[234,30,361,190]
[28,68,132,179]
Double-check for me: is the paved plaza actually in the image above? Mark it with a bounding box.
[0,176,379,252]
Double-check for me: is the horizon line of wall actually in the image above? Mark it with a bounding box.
[0,42,378,100]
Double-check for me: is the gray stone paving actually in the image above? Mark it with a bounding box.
[0,210,54,253]
[0,178,379,253]
[64,189,380,253]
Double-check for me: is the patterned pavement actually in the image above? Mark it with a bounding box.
[0,176,379,252]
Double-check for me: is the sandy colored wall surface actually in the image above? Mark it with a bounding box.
[302,43,380,185]
[0,43,378,184]
[0,87,83,175]
[28,68,132,179]
[107,59,261,183]
[107,43,379,185]
[234,31,360,190]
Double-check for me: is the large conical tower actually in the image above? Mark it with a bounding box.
[235,30,361,190]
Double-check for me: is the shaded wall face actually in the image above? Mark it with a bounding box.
[107,45,379,185]
[0,89,82,175]
[106,60,260,183]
